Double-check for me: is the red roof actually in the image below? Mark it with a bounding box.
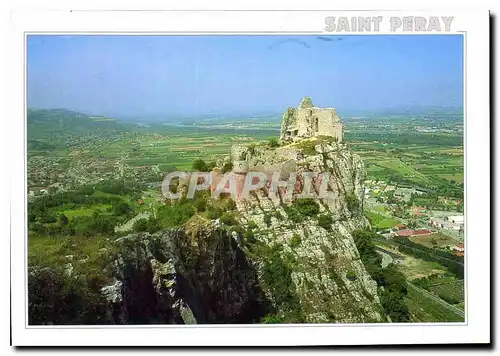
[412,229,432,235]
[456,243,464,248]
[395,229,414,237]
[395,223,407,229]
[395,228,432,237]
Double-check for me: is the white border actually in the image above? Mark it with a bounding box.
[7,8,490,346]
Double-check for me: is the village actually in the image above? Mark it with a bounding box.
[363,179,464,256]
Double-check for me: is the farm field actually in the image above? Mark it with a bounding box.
[409,232,457,249]
[364,210,398,229]
[354,147,463,191]
[428,279,465,305]
[405,284,464,322]
[397,254,448,280]
[56,204,112,220]
[85,128,276,172]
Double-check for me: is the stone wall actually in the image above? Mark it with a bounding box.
[280,98,344,142]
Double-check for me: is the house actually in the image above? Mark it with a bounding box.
[394,228,432,237]
[429,217,463,231]
[395,229,414,237]
[412,229,432,236]
[395,223,407,230]
[448,215,464,224]
[451,243,465,253]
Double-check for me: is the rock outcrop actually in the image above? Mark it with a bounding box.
[103,221,269,324]
[102,137,387,324]
[228,138,387,323]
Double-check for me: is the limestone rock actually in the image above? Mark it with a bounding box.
[232,136,387,323]
[101,279,123,303]
[106,223,268,324]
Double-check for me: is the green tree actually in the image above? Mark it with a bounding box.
[113,201,132,216]
[193,198,207,212]
[289,233,302,248]
[317,214,333,230]
[220,212,238,226]
[58,213,69,226]
[192,159,208,172]
[267,138,279,148]
[221,162,233,174]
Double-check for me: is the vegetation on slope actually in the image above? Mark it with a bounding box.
[352,229,410,322]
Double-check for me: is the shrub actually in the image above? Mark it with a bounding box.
[260,245,300,313]
[292,198,320,217]
[248,143,257,155]
[352,229,410,322]
[28,267,109,325]
[206,161,217,171]
[58,214,69,226]
[267,138,280,148]
[317,214,333,230]
[263,214,272,227]
[225,198,237,211]
[113,201,132,216]
[247,220,258,230]
[289,233,302,248]
[192,159,208,172]
[220,212,238,226]
[157,201,195,228]
[193,198,207,212]
[345,193,359,212]
[346,270,357,281]
[244,229,256,244]
[132,218,160,233]
[295,140,317,155]
[221,162,233,174]
[261,314,283,324]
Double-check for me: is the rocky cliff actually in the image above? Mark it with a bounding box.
[99,137,387,324]
[103,219,269,324]
[226,138,387,323]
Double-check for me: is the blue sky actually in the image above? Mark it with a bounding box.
[27,35,463,118]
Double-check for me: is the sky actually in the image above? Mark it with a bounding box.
[27,35,463,119]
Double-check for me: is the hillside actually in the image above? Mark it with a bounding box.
[27,108,138,140]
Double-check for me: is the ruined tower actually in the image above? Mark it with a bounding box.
[280,97,344,142]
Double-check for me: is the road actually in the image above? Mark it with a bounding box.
[407,282,465,318]
[114,212,151,233]
[375,248,393,268]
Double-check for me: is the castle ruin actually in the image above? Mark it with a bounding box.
[280,97,344,142]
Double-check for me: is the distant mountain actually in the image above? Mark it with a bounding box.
[338,106,463,119]
[27,108,141,140]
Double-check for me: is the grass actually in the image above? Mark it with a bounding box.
[405,284,464,322]
[57,204,112,220]
[437,173,464,184]
[364,210,398,229]
[353,141,463,190]
[428,279,465,304]
[398,255,448,280]
[409,232,457,249]
[28,233,113,268]
[373,205,387,213]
